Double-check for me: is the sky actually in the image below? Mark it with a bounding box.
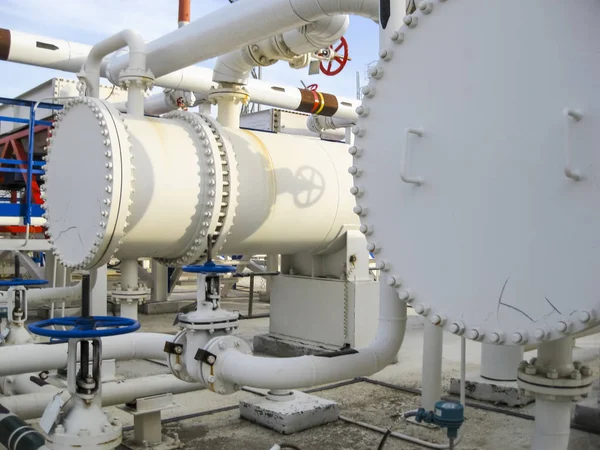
[0,0,380,101]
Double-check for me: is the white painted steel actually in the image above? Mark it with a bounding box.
[216,276,406,390]
[480,344,523,382]
[421,320,442,411]
[1,31,359,120]
[213,15,349,84]
[45,99,223,268]
[0,374,203,421]
[46,102,358,264]
[531,398,572,450]
[0,333,173,377]
[106,0,378,81]
[354,0,600,345]
[220,127,358,255]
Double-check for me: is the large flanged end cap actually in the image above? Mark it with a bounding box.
[44,97,132,270]
[354,0,600,345]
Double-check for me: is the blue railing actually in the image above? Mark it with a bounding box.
[0,97,63,225]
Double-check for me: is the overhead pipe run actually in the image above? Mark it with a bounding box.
[0,29,359,120]
[105,0,379,82]
[212,15,349,84]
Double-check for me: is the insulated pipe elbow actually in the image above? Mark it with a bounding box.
[283,15,349,56]
[215,276,407,390]
[213,48,263,85]
[80,29,147,99]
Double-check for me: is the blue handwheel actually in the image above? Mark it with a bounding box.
[0,278,48,287]
[28,316,140,339]
[183,261,236,274]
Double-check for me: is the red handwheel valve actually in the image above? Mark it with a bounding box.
[320,36,350,77]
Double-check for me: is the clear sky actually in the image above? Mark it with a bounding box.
[0,0,380,101]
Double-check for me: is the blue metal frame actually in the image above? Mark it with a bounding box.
[0,97,63,225]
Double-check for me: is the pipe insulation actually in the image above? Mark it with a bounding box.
[0,374,204,421]
[214,276,407,389]
[43,98,358,269]
[0,28,360,119]
[213,15,349,84]
[106,0,379,81]
[0,333,173,377]
[0,404,47,450]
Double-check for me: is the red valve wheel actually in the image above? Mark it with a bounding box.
[320,37,349,77]
[306,84,319,91]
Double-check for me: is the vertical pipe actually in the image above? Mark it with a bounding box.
[421,320,443,411]
[120,259,139,290]
[216,96,243,129]
[151,260,169,302]
[90,266,108,316]
[178,0,191,28]
[25,104,34,227]
[248,275,254,317]
[81,273,91,318]
[127,87,146,117]
[537,337,574,377]
[531,398,572,450]
[480,343,524,381]
[460,337,466,408]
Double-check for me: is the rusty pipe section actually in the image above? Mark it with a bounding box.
[179,0,191,27]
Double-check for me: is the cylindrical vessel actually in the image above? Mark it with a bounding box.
[221,128,357,255]
[44,97,357,269]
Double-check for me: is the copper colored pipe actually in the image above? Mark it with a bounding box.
[178,0,191,27]
[0,28,11,61]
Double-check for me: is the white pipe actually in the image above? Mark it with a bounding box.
[107,0,379,81]
[215,94,244,129]
[120,259,139,290]
[480,343,523,382]
[79,29,147,100]
[307,114,356,133]
[421,320,443,411]
[531,398,572,450]
[0,29,359,121]
[215,275,406,389]
[0,217,45,226]
[25,283,81,305]
[0,333,173,377]
[460,337,466,409]
[213,15,349,84]
[536,337,574,377]
[0,374,203,420]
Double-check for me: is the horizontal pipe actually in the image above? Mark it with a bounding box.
[0,374,203,420]
[0,217,45,226]
[0,29,359,120]
[0,333,173,377]
[108,0,378,81]
[0,403,47,450]
[215,276,406,389]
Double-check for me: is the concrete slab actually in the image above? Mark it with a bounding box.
[240,391,339,434]
[448,373,533,407]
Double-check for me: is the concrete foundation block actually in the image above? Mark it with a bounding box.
[448,374,533,407]
[141,300,194,315]
[240,391,339,434]
[574,396,600,432]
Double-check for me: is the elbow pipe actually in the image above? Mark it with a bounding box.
[307,114,355,133]
[107,0,378,80]
[0,403,47,450]
[213,14,349,85]
[214,275,407,390]
[79,29,153,116]
[79,29,147,98]
[0,333,174,377]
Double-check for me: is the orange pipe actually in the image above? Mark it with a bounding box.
[178,0,191,26]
